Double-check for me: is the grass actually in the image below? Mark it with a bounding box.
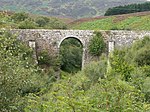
[72,17,114,30]
[1,11,150,31]
[71,15,150,30]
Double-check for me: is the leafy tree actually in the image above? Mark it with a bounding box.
[18,19,37,29]
[0,32,51,111]
[134,46,150,66]
[37,50,60,72]
[11,12,29,22]
[110,49,134,81]
[88,31,106,56]
[35,16,49,27]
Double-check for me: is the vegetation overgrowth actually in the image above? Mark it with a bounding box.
[0,30,150,111]
[0,31,58,111]
[24,36,150,112]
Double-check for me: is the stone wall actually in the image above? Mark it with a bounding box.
[10,29,150,68]
[104,30,150,48]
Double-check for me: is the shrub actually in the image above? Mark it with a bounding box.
[110,49,134,81]
[47,18,67,29]
[143,77,150,102]
[24,70,147,112]
[18,20,37,29]
[37,50,60,69]
[83,59,107,84]
[35,17,49,27]
[134,46,150,66]
[0,32,44,111]
[11,12,29,22]
[88,31,106,56]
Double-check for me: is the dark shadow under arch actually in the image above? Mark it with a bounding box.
[59,37,84,73]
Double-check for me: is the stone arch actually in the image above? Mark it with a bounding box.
[58,36,85,69]
[58,36,85,48]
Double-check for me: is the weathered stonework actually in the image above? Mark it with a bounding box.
[10,29,150,68]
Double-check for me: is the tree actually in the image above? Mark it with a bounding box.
[11,12,29,22]
[18,20,37,29]
[35,17,49,27]
[105,2,150,16]
[88,31,106,56]
[0,32,48,111]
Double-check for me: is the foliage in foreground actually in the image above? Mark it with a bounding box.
[24,36,150,112]
[0,32,56,112]
[1,31,150,112]
[24,62,149,112]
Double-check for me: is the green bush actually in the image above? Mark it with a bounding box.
[18,19,37,29]
[11,12,29,22]
[110,49,134,81]
[83,59,107,84]
[46,18,67,29]
[143,77,150,102]
[134,46,150,66]
[0,32,54,111]
[35,16,49,27]
[88,31,106,56]
[37,50,60,69]
[110,36,150,104]
[24,68,147,112]
[141,65,150,77]
[124,36,150,66]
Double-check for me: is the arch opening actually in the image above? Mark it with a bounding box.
[59,37,83,73]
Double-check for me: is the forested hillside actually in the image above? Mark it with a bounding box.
[0,0,146,18]
[105,2,150,16]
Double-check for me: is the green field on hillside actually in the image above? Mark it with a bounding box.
[0,12,68,29]
[72,15,150,30]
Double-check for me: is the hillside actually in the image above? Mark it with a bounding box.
[0,11,69,29]
[0,0,146,18]
[71,11,150,30]
[105,2,150,16]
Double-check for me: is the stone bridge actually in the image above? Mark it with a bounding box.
[11,29,150,68]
